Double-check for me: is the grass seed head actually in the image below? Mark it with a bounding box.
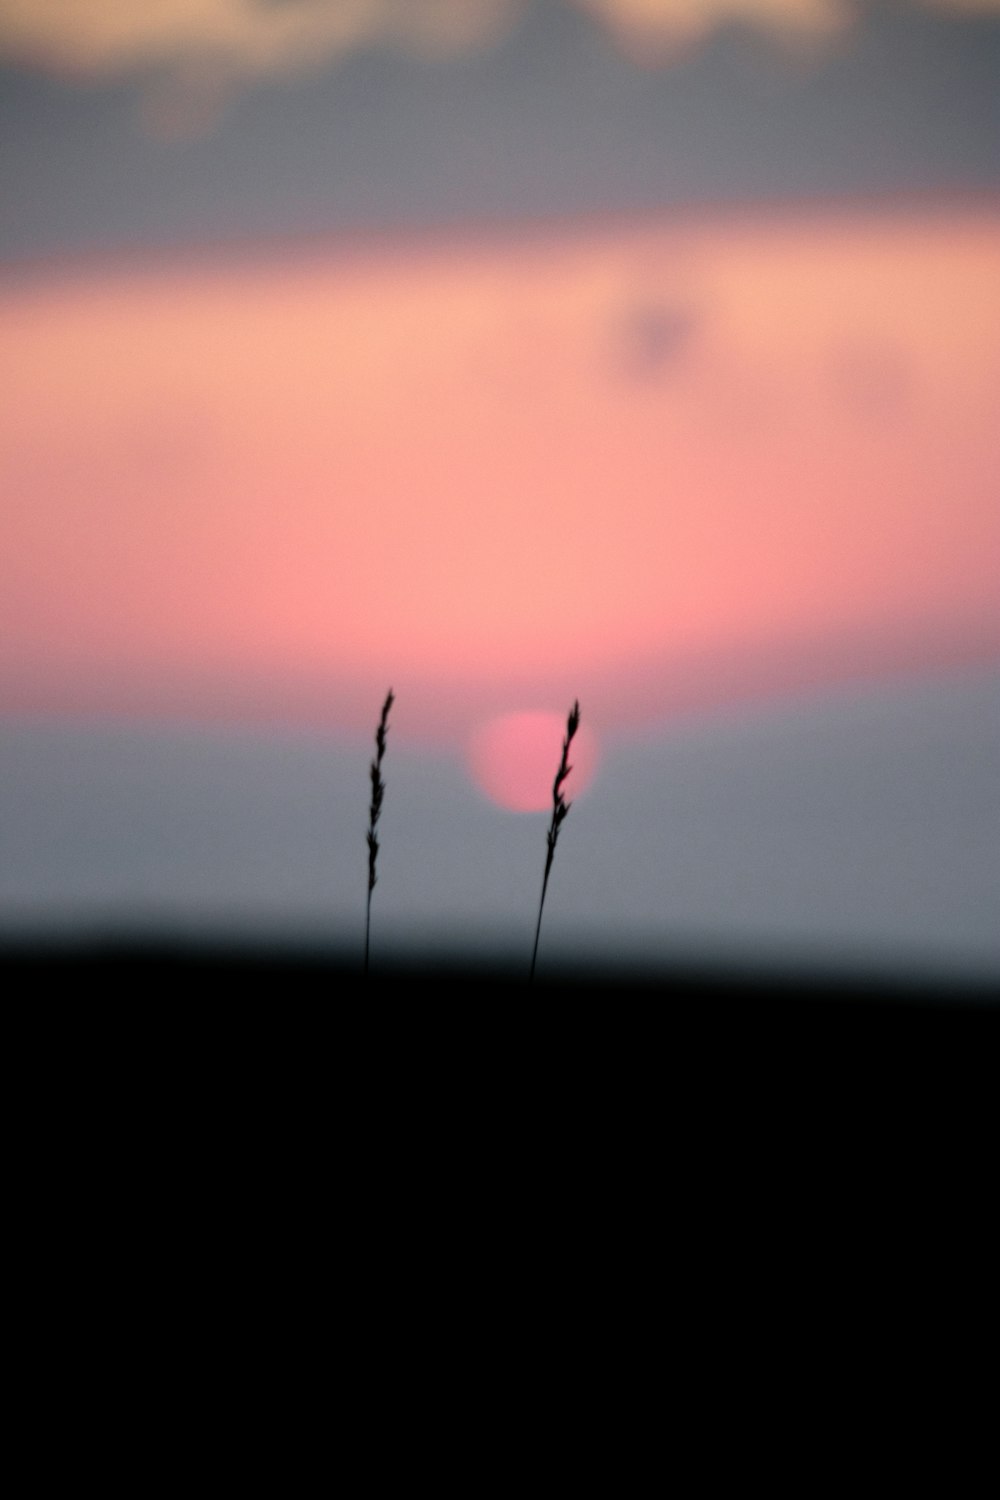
[531,699,581,979]
[365,689,393,968]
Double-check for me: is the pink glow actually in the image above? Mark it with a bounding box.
[2,202,998,741]
[469,711,599,811]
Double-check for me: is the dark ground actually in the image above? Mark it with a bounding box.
[5,937,994,1257]
[4,934,994,1008]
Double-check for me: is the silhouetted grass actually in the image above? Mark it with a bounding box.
[531,700,580,981]
[365,688,393,976]
[363,691,582,980]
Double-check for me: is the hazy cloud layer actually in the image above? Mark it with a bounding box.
[574,0,853,60]
[0,0,525,80]
[1,0,517,80]
[3,0,998,84]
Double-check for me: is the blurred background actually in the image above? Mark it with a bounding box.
[1,0,998,983]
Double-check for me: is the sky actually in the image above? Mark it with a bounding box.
[1,0,998,975]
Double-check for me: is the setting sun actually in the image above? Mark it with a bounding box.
[468,710,599,811]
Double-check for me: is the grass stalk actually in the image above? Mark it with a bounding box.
[364,688,394,976]
[530,700,580,982]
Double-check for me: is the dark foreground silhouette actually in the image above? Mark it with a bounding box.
[3,935,993,1010]
[6,937,994,1184]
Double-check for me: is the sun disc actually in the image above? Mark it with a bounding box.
[467,711,599,812]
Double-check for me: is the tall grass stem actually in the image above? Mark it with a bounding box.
[365,688,394,976]
[530,700,580,981]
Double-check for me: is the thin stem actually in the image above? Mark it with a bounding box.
[530,700,580,982]
[364,688,394,977]
[530,858,554,982]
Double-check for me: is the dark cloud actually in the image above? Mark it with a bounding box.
[610,302,700,381]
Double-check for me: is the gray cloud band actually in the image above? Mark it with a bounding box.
[7,0,990,84]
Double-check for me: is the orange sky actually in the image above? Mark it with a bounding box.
[2,201,998,739]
